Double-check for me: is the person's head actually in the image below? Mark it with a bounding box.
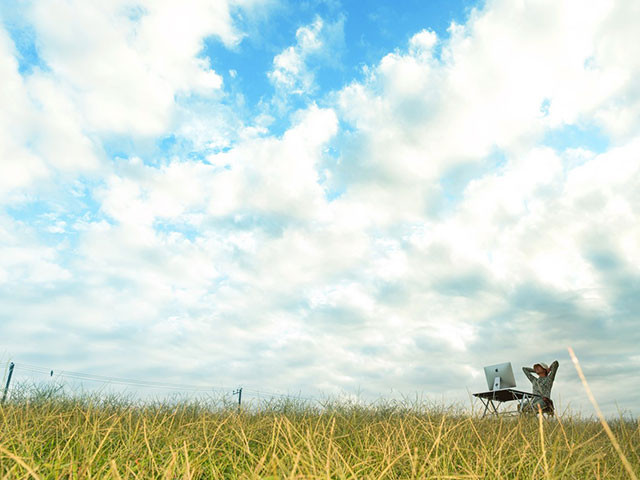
[534,363,549,377]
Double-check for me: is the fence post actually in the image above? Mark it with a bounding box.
[2,362,15,403]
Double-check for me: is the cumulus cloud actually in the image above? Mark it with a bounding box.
[2,0,640,415]
[206,105,338,218]
[0,0,259,198]
[0,25,98,195]
[27,0,237,135]
[268,15,344,99]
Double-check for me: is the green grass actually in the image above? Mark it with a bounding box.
[0,385,638,479]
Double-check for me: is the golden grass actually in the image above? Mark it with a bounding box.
[0,386,638,479]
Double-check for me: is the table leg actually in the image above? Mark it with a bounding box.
[480,398,491,418]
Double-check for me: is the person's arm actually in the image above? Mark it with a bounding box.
[522,366,535,382]
[547,360,559,382]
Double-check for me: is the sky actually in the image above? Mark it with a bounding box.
[1,0,639,416]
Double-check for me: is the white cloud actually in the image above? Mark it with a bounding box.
[205,105,338,218]
[322,0,640,409]
[270,45,312,94]
[2,0,640,415]
[0,27,49,192]
[338,0,639,188]
[268,15,343,96]
[26,0,240,135]
[0,214,71,285]
[0,0,266,197]
[408,29,437,59]
[0,25,101,197]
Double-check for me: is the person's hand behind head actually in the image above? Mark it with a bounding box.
[533,364,548,377]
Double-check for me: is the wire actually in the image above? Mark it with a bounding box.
[16,362,225,388]
[14,364,230,393]
[11,362,320,402]
[243,387,317,402]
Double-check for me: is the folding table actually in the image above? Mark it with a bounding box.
[473,388,542,417]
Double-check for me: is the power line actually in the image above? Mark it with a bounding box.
[14,363,232,393]
[10,362,320,403]
[243,387,316,402]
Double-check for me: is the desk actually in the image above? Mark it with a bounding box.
[473,389,541,417]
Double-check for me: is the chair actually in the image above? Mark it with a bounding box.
[518,396,554,417]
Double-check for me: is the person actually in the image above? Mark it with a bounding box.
[522,360,559,414]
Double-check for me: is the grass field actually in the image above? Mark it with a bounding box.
[0,386,638,479]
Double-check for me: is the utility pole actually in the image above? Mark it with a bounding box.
[2,362,15,403]
[233,387,242,409]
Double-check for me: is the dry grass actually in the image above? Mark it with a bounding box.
[0,385,638,479]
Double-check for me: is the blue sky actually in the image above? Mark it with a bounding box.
[1,0,640,416]
[202,0,475,116]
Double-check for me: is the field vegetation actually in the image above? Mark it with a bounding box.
[0,384,638,479]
